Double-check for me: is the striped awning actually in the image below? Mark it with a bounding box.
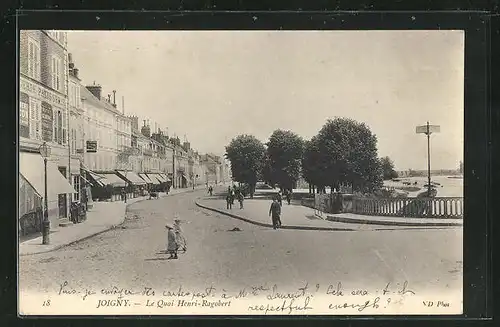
[117,170,147,186]
[99,173,127,187]
[158,173,172,182]
[139,173,153,184]
[145,173,160,185]
[150,173,166,183]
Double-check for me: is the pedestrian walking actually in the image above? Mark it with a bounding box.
[226,193,233,209]
[269,198,282,230]
[165,223,179,259]
[285,189,292,205]
[209,186,213,196]
[173,218,187,253]
[237,192,244,209]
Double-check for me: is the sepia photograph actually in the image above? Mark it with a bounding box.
[18,29,464,315]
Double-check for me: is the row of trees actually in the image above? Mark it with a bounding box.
[225,118,397,198]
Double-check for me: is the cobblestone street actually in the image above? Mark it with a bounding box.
[19,188,463,297]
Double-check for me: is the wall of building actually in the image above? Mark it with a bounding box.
[19,30,77,227]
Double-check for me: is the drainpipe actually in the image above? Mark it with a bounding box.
[65,50,72,220]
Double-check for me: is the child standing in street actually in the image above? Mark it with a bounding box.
[173,218,187,253]
[165,223,179,259]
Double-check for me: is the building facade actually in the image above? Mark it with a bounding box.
[80,83,122,172]
[19,30,77,230]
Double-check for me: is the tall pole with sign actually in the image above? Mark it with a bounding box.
[416,122,440,196]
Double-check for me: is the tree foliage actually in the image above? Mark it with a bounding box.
[380,156,398,180]
[301,136,325,190]
[265,130,304,191]
[225,134,266,197]
[305,118,383,193]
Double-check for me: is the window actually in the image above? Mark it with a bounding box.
[27,37,41,80]
[76,86,80,109]
[52,109,67,145]
[51,55,62,91]
[62,110,67,145]
[28,98,41,140]
[71,128,77,154]
[73,175,80,202]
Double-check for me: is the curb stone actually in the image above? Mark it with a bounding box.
[325,215,463,227]
[195,200,356,232]
[196,200,463,230]
[20,190,200,256]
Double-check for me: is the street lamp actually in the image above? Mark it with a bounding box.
[416,122,440,196]
[39,142,51,245]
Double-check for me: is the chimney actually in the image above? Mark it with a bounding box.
[68,53,74,69]
[86,84,102,99]
[122,96,125,114]
[112,90,116,107]
[73,68,79,78]
[107,94,111,102]
[141,124,151,138]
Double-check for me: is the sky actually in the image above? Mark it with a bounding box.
[66,30,464,171]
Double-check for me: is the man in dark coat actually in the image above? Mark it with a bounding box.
[269,198,282,229]
[276,191,282,207]
[285,189,292,205]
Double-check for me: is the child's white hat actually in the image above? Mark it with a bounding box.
[165,223,173,229]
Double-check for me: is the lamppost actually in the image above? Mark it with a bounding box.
[39,142,51,245]
[416,122,440,196]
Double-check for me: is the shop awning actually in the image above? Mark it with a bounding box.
[155,174,168,183]
[147,173,164,183]
[116,170,147,186]
[99,173,127,187]
[158,173,171,182]
[87,171,106,186]
[138,173,153,184]
[20,152,76,201]
[145,173,160,185]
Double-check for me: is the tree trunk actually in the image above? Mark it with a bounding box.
[250,183,255,199]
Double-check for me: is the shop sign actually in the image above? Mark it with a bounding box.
[41,102,53,142]
[20,77,66,108]
[19,93,29,138]
[86,141,98,153]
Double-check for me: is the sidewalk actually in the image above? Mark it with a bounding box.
[195,198,463,231]
[19,187,204,256]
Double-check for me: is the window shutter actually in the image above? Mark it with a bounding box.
[34,44,40,80]
[56,57,60,91]
[28,42,33,77]
[51,57,54,88]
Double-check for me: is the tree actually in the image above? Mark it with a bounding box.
[380,156,398,180]
[225,135,266,198]
[302,136,325,193]
[265,130,304,191]
[459,160,463,174]
[315,117,383,193]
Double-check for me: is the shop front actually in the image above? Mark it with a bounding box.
[116,170,147,198]
[19,152,76,231]
[89,172,127,202]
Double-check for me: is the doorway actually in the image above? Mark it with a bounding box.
[58,167,68,218]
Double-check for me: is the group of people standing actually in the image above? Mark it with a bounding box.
[226,185,244,210]
[165,217,187,260]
